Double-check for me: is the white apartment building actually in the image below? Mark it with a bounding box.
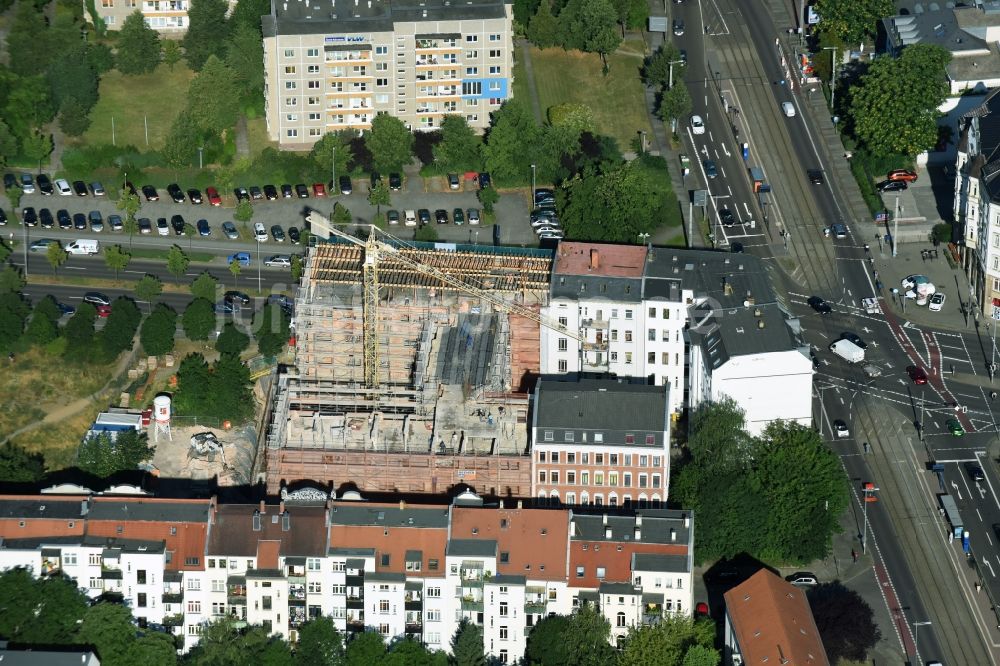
[261,0,514,147]
[540,242,810,434]
[85,0,236,31]
[955,89,1000,317]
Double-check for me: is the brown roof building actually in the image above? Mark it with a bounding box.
[723,569,829,666]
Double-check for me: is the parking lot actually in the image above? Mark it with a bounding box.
[1,174,540,250]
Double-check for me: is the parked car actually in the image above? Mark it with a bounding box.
[264,254,292,268]
[94,304,112,318]
[929,293,946,312]
[878,180,907,193]
[167,183,185,203]
[263,185,278,200]
[672,18,684,35]
[54,178,72,195]
[478,172,491,189]
[246,186,262,201]
[435,209,449,225]
[228,252,252,267]
[389,173,402,191]
[418,209,431,225]
[222,222,239,240]
[56,209,71,229]
[338,176,352,195]
[206,187,222,206]
[785,572,818,586]
[19,173,35,193]
[224,290,251,306]
[139,218,152,234]
[83,292,111,306]
[404,210,417,227]
[280,184,293,198]
[36,174,53,195]
[108,214,123,232]
[197,219,211,236]
[907,365,928,385]
[467,208,480,225]
[187,188,203,204]
[90,182,105,196]
[29,239,59,252]
[448,173,460,190]
[534,188,555,205]
[887,169,918,183]
[253,222,268,242]
[295,183,309,198]
[156,217,169,236]
[22,207,37,226]
[57,302,76,316]
[234,187,250,202]
[170,214,186,235]
[387,210,400,225]
[453,208,465,225]
[39,208,53,228]
[142,185,160,201]
[271,225,285,242]
[215,300,235,314]
[73,213,88,230]
[288,226,301,244]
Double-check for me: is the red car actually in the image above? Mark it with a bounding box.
[312,182,327,197]
[907,365,928,385]
[887,169,918,183]
[96,304,112,318]
[206,186,222,206]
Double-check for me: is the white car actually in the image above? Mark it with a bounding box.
[264,254,292,268]
[404,210,417,227]
[531,217,560,229]
[253,222,268,242]
[691,115,705,135]
[539,230,565,240]
[55,179,73,196]
[781,101,796,117]
[928,293,946,312]
[833,420,849,438]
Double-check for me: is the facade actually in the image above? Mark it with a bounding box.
[0,489,694,661]
[540,242,812,434]
[261,0,514,147]
[531,378,670,507]
[85,0,236,32]
[955,89,1000,318]
[723,569,829,666]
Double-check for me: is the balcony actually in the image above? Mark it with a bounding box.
[581,340,608,352]
[405,622,423,635]
[581,318,609,329]
[289,583,306,601]
[162,592,183,604]
[163,613,184,627]
[461,597,484,611]
[525,601,546,613]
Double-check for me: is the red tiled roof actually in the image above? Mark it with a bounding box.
[724,569,830,666]
[328,524,448,576]
[450,507,569,580]
[257,540,281,569]
[553,242,647,277]
[569,541,687,587]
[207,504,328,559]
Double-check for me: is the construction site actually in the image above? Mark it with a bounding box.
[263,222,560,498]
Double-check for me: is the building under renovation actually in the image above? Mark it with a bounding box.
[264,230,556,497]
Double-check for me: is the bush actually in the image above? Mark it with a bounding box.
[932,222,953,243]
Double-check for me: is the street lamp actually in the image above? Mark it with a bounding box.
[256,237,262,294]
[638,232,650,245]
[21,213,28,279]
[331,145,336,192]
[861,481,879,554]
[198,146,204,170]
[912,621,931,658]
[530,164,536,206]
[822,47,837,111]
[639,130,647,154]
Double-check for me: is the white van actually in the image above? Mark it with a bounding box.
[66,239,99,255]
[781,101,796,118]
[253,222,268,242]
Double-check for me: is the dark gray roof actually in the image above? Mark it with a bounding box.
[405,549,422,562]
[632,552,689,573]
[265,0,508,38]
[551,274,643,302]
[571,509,692,547]
[964,90,1000,202]
[447,539,497,557]
[688,302,800,370]
[0,499,85,521]
[491,574,526,585]
[88,500,209,523]
[534,379,668,435]
[1,535,165,554]
[0,647,99,666]
[247,568,285,578]
[329,503,449,529]
[643,250,774,308]
[883,7,987,57]
[599,581,640,595]
[366,571,406,582]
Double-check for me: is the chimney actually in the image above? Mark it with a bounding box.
[634,527,641,541]
[517,499,523,509]
[400,499,406,510]
[281,511,291,532]
[590,249,600,270]
[604,526,612,539]
[259,500,266,514]
[253,510,262,532]
[670,528,676,541]
[279,500,286,514]
[683,514,690,528]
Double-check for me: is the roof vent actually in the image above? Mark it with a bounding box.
[757,319,765,329]
[281,511,290,532]
[422,8,427,16]
[253,510,262,531]
[634,527,641,540]
[754,308,761,317]
[605,526,612,539]
[736,327,745,334]
[670,528,676,541]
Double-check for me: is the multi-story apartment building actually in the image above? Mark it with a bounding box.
[540,242,812,433]
[0,489,693,662]
[531,378,670,507]
[261,0,514,147]
[86,0,236,31]
[955,90,1000,317]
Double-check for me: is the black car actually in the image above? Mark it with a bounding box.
[418,209,431,225]
[840,332,868,349]
[369,172,381,189]
[36,174,53,195]
[534,188,555,206]
[719,208,736,226]
[142,185,160,201]
[57,209,71,229]
[878,180,907,193]
[388,173,402,191]
[2,174,15,190]
[196,219,211,236]
[234,187,250,202]
[170,214,186,235]
[267,294,294,314]
[295,183,309,198]
[288,226,301,244]
[478,172,492,189]
[730,241,744,253]
[280,184,293,198]
[22,207,37,226]
[73,213,87,230]
[967,463,985,482]
[250,186,264,200]
[0,209,5,226]
[38,208,53,228]
[214,300,235,315]
[187,188,203,204]
[138,218,152,234]
[435,209,449,225]
[167,183,185,203]
[270,225,285,242]
[72,180,88,197]
[224,290,251,306]
[807,169,824,185]
[807,296,832,314]
[339,175,353,195]
[263,184,278,200]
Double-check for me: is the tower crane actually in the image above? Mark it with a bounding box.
[305,212,581,391]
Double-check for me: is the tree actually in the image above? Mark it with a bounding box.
[117,186,142,249]
[182,0,231,70]
[477,185,499,214]
[291,254,303,283]
[58,97,92,136]
[332,202,352,225]
[126,631,178,664]
[345,631,387,666]
[0,443,45,482]
[559,0,621,65]
[0,265,25,294]
[309,131,353,184]
[209,352,254,422]
[45,241,68,275]
[135,274,163,315]
[225,22,265,106]
[229,257,243,288]
[807,581,881,663]
[23,304,58,346]
[100,296,142,357]
[116,10,162,75]
[104,245,131,280]
[294,616,345,666]
[182,298,216,341]
[642,44,685,88]
[0,568,88,644]
[433,115,482,173]
[610,0,646,34]
[0,120,18,168]
[166,244,190,278]
[561,160,662,242]
[21,130,52,169]
[815,0,894,45]
[162,110,200,168]
[234,198,254,223]
[659,82,692,127]
[162,39,182,70]
[187,54,240,134]
[368,179,391,216]
[63,302,97,352]
[527,0,560,48]
[3,75,53,140]
[450,619,485,666]
[191,271,219,302]
[483,99,543,185]
[849,44,951,157]
[366,113,414,173]
[79,602,141,665]
[525,606,615,666]
[253,303,290,358]
[216,321,250,355]
[140,303,177,355]
[618,615,718,666]
[414,224,439,242]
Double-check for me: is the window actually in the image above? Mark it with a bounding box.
[381,553,391,567]
[379,599,390,614]
[609,472,618,486]
[426,609,441,621]
[567,452,576,464]
[566,492,576,504]
[489,66,501,75]
[375,45,388,55]
[576,566,585,577]
[625,330,633,342]
[551,471,559,484]
[379,624,390,635]
[406,560,422,571]
[558,338,568,351]
[500,650,509,664]
[500,551,510,563]
[662,352,670,364]
[623,472,632,487]
[284,49,295,57]
[307,48,319,57]
[101,0,113,7]
[308,80,320,89]
[137,570,147,585]
[625,353,632,364]
[538,451,547,462]
[500,626,509,639]
[187,600,202,614]
[285,81,297,90]
[499,602,509,616]
[617,612,626,627]
[640,455,648,466]
[565,432,574,442]
[137,592,147,607]
[558,359,568,372]
[544,431,553,442]
[597,567,606,579]
[490,33,501,41]
[552,452,560,463]
[594,472,604,486]
[489,81,501,91]
[625,309,633,319]
[652,474,661,488]
[377,78,388,86]
[581,471,589,484]
[466,34,479,42]
[462,81,482,95]
[428,587,441,597]
[286,114,298,121]
[538,471,547,483]
[185,556,200,567]
[285,97,298,107]
[286,129,298,138]
[567,471,576,484]
[639,474,648,488]
[64,553,77,566]
[284,65,296,74]
[308,112,321,120]
[187,579,201,591]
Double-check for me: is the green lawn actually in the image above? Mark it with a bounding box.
[522,39,653,150]
[81,64,195,151]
